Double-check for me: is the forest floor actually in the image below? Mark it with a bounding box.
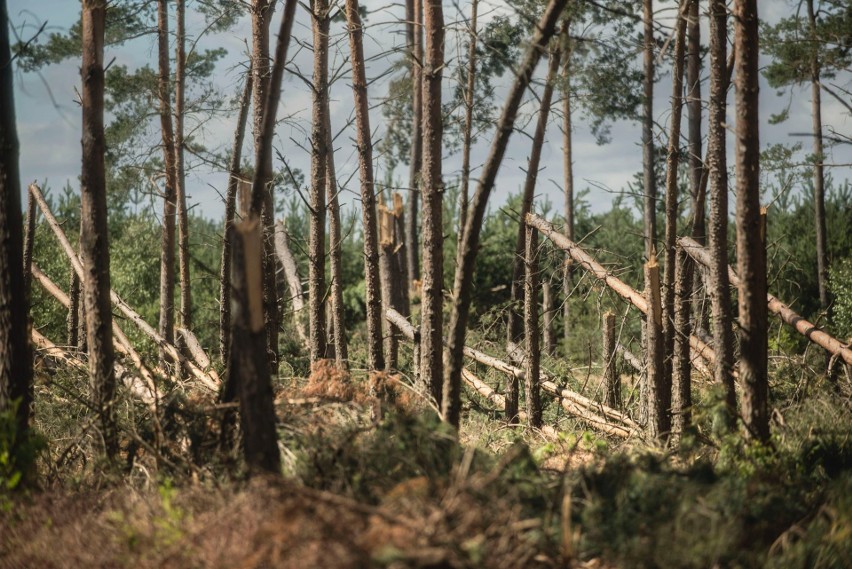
[2,360,852,568]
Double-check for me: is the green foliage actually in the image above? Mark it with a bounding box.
[829,257,852,339]
[0,401,45,497]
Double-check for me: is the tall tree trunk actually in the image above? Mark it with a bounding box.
[733,0,768,443]
[0,0,34,452]
[325,102,349,367]
[67,267,80,347]
[443,0,568,430]
[524,226,542,428]
[405,0,422,290]
[458,0,478,242]
[345,0,385,371]
[807,0,830,324]
[250,0,297,376]
[250,0,280,375]
[308,0,329,362]
[642,0,657,259]
[219,67,253,364]
[22,190,35,296]
[708,0,737,421]
[687,0,708,338]
[421,0,444,404]
[157,0,178,363]
[661,8,686,428]
[80,0,117,458]
[560,23,574,351]
[644,253,666,438]
[175,0,192,339]
[506,44,560,420]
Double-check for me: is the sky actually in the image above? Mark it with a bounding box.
[7,0,852,223]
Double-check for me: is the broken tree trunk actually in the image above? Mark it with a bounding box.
[543,281,557,356]
[672,246,694,437]
[524,225,542,427]
[644,252,668,439]
[526,212,722,374]
[679,236,852,368]
[274,220,308,347]
[379,204,400,370]
[228,217,281,475]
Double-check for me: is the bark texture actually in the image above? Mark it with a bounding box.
[80,0,117,458]
[443,0,568,430]
[707,0,737,419]
[345,0,385,371]
[458,0,478,241]
[672,246,694,437]
[308,0,329,362]
[602,311,619,410]
[175,0,192,338]
[644,253,667,439]
[733,0,768,442]
[642,0,657,258]
[405,0,422,289]
[324,104,348,367]
[523,226,542,428]
[421,0,444,405]
[157,0,178,361]
[561,24,574,349]
[0,0,33,443]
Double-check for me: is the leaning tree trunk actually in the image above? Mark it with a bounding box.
[707,0,737,422]
[308,0,329,362]
[219,67,253,364]
[80,0,117,459]
[807,0,830,327]
[506,44,560,420]
[642,0,657,259]
[661,8,686,424]
[405,0,422,290]
[175,0,192,340]
[0,0,33,451]
[733,0,768,443]
[250,0,284,375]
[421,0,445,404]
[443,0,569,430]
[458,0,478,242]
[157,0,178,364]
[345,0,385,371]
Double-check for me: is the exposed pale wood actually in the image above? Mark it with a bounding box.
[177,327,221,384]
[30,184,218,391]
[645,253,668,438]
[680,236,852,367]
[274,220,308,346]
[526,212,720,372]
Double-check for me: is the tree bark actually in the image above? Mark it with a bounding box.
[642,0,657,259]
[560,24,574,351]
[67,267,80,347]
[325,104,348,367]
[219,67,253,364]
[707,0,737,421]
[405,0,422,290]
[157,0,178,363]
[175,0,192,340]
[644,253,667,439]
[733,0,768,443]
[602,311,619,409]
[421,0,444,405]
[524,226,542,428]
[508,45,560,347]
[228,218,282,475]
[379,204,399,370]
[661,8,686,425]
[672,246,694,437]
[807,0,830,323]
[274,221,308,347]
[0,0,33,449]
[345,0,385,371]
[458,0,478,242]
[308,0,329,362]
[443,0,568,430]
[250,0,298,376]
[80,0,117,458]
